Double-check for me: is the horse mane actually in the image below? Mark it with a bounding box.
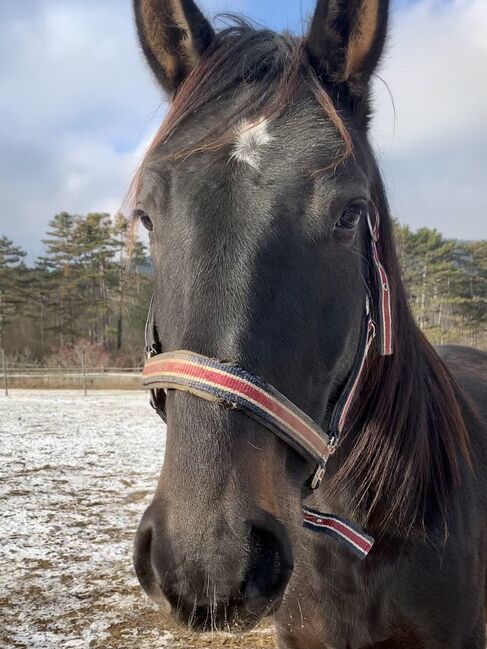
[129,18,471,535]
[335,175,472,534]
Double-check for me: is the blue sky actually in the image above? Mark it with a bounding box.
[0,0,486,258]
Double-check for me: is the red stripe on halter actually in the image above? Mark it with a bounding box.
[303,513,372,553]
[302,508,374,558]
[144,357,330,458]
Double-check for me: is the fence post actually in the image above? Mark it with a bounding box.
[2,349,8,397]
[81,351,88,396]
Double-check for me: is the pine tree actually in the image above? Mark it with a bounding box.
[42,212,80,345]
[394,223,486,345]
[74,213,116,344]
[111,213,149,353]
[454,241,487,347]
[0,236,27,351]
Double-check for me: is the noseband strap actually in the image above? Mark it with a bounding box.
[141,208,392,560]
[143,350,336,468]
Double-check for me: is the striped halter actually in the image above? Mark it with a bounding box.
[142,208,392,560]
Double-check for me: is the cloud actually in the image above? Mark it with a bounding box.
[0,0,486,259]
[0,0,164,257]
[374,0,487,151]
[371,0,487,238]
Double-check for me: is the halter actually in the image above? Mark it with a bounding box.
[142,208,392,559]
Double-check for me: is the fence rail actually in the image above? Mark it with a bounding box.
[1,351,143,393]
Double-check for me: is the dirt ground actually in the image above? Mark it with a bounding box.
[0,391,277,649]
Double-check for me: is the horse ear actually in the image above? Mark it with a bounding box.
[133,0,215,95]
[306,0,389,95]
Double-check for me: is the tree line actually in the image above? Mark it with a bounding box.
[0,214,485,367]
[1,213,151,367]
[395,224,486,349]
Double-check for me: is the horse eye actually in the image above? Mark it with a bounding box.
[134,209,153,232]
[338,203,366,230]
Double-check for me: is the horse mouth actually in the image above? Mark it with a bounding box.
[167,594,282,633]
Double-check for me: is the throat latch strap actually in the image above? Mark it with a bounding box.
[303,507,374,559]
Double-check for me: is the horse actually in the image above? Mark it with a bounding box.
[130,1,487,647]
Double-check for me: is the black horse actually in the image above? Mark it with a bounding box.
[131,1,487,646]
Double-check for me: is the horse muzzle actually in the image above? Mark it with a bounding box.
[133,503,294,631]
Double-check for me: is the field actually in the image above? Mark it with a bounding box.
[0,391,275,649]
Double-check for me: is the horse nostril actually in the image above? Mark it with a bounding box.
[243,517,294,613]
[134,511,160,600]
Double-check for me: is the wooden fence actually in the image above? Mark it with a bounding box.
[1,353,142,393]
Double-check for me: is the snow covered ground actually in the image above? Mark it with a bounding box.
[0,391,274,649]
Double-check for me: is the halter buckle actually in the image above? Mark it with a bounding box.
[310,444,337,490]
[145,344,159,360]
[311,464,327,490]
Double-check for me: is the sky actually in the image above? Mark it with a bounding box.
[0,0,486,259]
